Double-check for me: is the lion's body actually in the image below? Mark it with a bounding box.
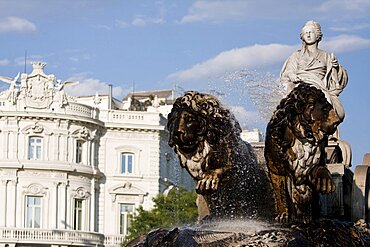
[168,91,272,220]
[265,83,341,222]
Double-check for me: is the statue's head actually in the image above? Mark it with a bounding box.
[300,20,323,43]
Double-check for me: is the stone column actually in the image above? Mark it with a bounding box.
[90,140,95,168]
[58,182,67,229]
[54,134,60,161]
[86,141,91,166]
[63,136,69,162]
[0,180,7,227]
[65,182,71,230]
[52,182,59,229]
[13,131,19,160]
[3,132,9,159]
[90,178,96,232]
[7,179,17,227]
[45,135,50,161]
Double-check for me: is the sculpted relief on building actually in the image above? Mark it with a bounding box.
[0,61,78,109]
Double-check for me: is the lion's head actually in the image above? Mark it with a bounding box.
[167,91,241,157]
[265,83,341,173]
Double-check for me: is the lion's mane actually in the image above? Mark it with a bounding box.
[168,91,242,151]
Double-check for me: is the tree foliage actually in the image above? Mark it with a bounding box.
[124,187,198,243]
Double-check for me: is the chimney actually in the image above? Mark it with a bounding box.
[108,84,113,110]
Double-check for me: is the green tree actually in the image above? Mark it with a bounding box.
[124,187,198,244]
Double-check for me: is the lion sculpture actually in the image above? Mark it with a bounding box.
[265,83,341,223]
[167,91,272,220]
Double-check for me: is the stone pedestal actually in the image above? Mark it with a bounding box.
[351,164,370,222]
[321,163,353,220]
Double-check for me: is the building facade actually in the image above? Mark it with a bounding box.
[0,62,193,247]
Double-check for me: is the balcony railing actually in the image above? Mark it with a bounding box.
[65,102,94,118]
[100,110,162,126]
[104,235,126,246]
[0,228,104,246]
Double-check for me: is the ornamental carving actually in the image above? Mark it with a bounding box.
[0,61,78,108]
[72,187,91,199]
[21,62,55,109]
[22,122,50,135]
[109,183,147,202]
[24,183,48,195]
[72,127,91,140]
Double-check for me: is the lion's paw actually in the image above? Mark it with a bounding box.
[275,212,290,223]
[196,173,220,192]
[309,166,336,194]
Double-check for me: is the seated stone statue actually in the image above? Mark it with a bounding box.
[280,20,348,121]
[167,91,272,220]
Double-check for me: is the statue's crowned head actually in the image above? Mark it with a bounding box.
[300,20,323,43]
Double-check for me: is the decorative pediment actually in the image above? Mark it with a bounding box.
[109,182,147,202]
[72,187,91,199]
[23,183,48,195]
[72,127,91,140]
[21,122,51,135]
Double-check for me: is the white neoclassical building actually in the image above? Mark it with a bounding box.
[0,62,193,247]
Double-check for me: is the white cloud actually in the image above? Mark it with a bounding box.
[180,0,370,24]
[330,23,370,32]
[0,59,10,66]
[168,35,370,83]
[132,17,146,27]
[65,76,127,99]
[321,35,370,53]
[115,20,129,28]
[318,0,370,16]
[92,24,112,31]
[180,0,248,24]
[168,44,297,82]
[0,17,36,32]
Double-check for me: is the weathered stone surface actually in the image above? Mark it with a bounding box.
[127,219,370,247]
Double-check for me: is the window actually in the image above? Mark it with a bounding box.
[121,153,134,174]
[76,140,84,163]
[119,204,134,235]
[73,199,83,230]
[26,196,41,228]
[28,137,42,160]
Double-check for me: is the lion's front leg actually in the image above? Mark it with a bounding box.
[269,171,291,223]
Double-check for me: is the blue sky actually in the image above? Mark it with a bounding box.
[0,0,369,166]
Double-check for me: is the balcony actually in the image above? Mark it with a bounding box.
[0,228,104,246]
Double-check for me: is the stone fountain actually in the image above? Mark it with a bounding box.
[127,21,370,246]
